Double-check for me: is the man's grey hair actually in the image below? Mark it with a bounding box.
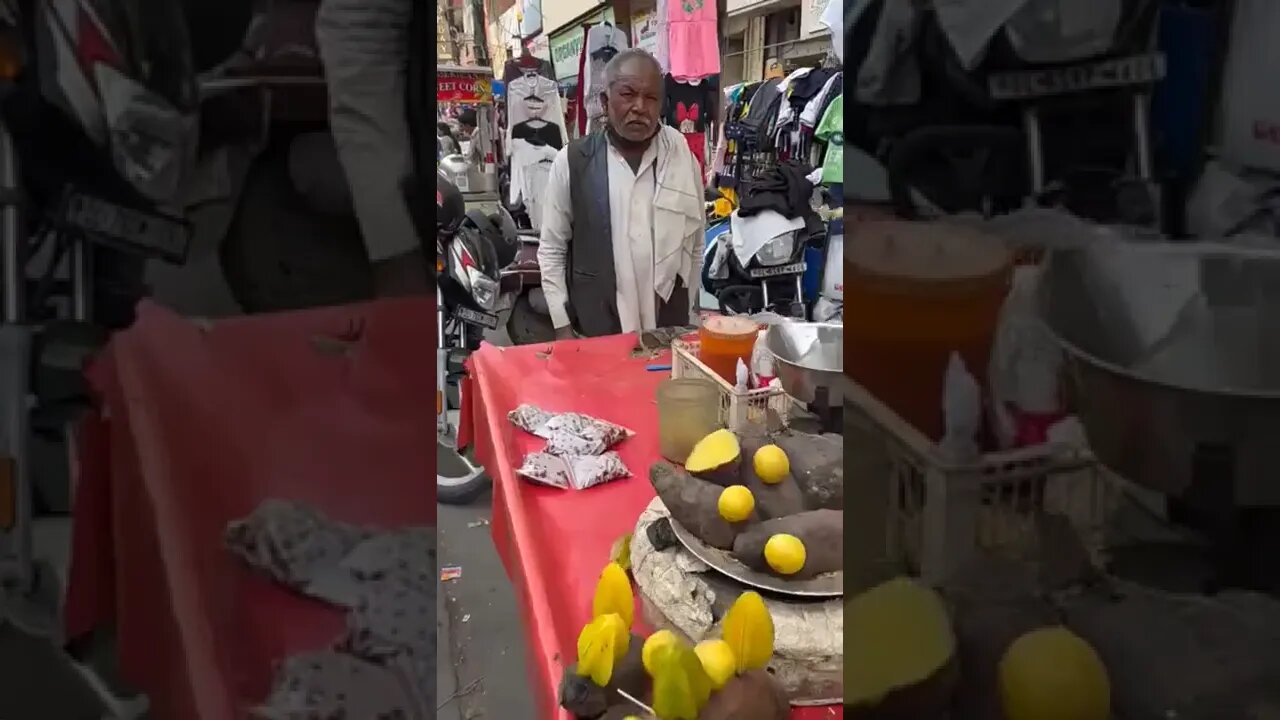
[603,48,663,87]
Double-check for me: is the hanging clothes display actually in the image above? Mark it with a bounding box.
[581,23,629,134]
[502,53,555,83]
[820,0,843,63]
[663,76,714,176]
[574,27,590,136]
[814,93,844,186]
[775,69,841,161]
[506,73,568,146]
[506,71,568,231]
[666,0,719,81]
[708,60,843,191]
[655,0,671,73]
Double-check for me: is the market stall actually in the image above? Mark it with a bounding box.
[438,64,501,214]
[458,324,844,720]
[63,299,435,719]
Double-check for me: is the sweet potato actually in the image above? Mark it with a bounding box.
[774,432,843,511]
[559,633,647,719]
[845,578,959,720]
[686,429,742,486]
[651,462,745,549]
[699,669,789,720]
[738,435,806,520]
[731,509,843,579]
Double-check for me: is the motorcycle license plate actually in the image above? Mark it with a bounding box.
[455,305,498,329]
[749,261,806,279]
[988,53,1166,100]
[61,191,190,263]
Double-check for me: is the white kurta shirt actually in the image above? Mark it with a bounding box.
[538,133,701,334]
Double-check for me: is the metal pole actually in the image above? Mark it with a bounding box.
[0,118,20,324]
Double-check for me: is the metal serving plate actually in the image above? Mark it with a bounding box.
[668,515,843,598]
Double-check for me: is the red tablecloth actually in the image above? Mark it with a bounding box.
[63,299,436,720]
[459,334,843,720]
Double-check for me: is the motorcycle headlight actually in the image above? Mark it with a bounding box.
[466,267,499,311]
[755,233,796,266]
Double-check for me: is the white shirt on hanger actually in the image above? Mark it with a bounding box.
[655,0,671,72]
[582,24,630,129]
[821,0,844,62]
[506,73,568,147]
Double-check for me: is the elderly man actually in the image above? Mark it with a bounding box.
[537,49,706,340]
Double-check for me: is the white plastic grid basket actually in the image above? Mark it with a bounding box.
[670,338,795,432]
[843,374,1120,585]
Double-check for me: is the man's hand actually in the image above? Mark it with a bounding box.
[554,326,576,341]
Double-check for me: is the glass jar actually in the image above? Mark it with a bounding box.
[656,378,723,464]
[698,315,759,384]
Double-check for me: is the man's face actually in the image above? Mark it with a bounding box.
[603,58,661,143]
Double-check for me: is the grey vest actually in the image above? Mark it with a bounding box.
[565,132,623,337]
[565,132,691,337]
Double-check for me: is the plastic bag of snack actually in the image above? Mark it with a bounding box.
[543,413,633,455]
[508,404,555,437]
[515,452,631,490]
[516,453,572,489]
[567,452,631,490]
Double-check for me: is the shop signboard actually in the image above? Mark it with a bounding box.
[800,0,832,38]
[632,9,659,54]
[549,7,615,80]
[438,73,494,103]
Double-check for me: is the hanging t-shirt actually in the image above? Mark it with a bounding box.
[511,121,564,149]
[502,57,556,83]
[655,0,671,73]
[815,93,844,185]
[506,74,568,147]
[820,0,843,63]
[582,24,630,133]
[663,76,714,133]
[667,0,719,80]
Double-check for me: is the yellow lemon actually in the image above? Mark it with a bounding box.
[642,630,680,676]
[694,639,737,689]
[753,445,790,484]
[999,626,1110,720]
[717,485,755,522]
[763,533,806,575]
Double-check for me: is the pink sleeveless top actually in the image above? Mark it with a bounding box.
[667,0,720,80]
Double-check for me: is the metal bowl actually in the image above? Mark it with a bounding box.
[765,322,844,406]
[1038,243,1280,506]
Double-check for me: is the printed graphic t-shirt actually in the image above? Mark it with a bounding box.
[815,93,844,185]
[663,76,714,133]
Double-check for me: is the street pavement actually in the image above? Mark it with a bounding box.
[437,490,534,719]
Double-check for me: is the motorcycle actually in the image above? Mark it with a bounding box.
[849,0,1165,223]
[0,0,205,712]
[0,0,198,599]
[435,186,517,505]
[700,186,831,318]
